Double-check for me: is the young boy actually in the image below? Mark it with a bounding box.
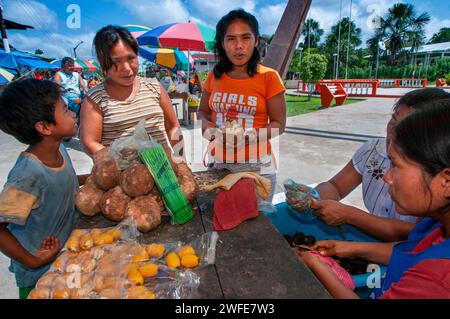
[0,79,83,299]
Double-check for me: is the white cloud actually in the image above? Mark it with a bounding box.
[188,0,256,25]
[116,0,190,27]
[256,3,285,35]
[425,17,450,42]
[8,32,96,59]
[3,0,59,31]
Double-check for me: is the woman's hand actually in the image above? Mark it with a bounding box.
[310,240,359,259]
[310,198,350,226]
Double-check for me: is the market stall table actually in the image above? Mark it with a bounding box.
[76,170,330,299]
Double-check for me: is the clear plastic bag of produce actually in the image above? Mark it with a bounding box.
[283,179,320,220]
[109,120,152,170]
[29,231,218,299]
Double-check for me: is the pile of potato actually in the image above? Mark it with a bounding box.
[75,148,198,232]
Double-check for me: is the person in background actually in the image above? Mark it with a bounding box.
[53,57,87,118]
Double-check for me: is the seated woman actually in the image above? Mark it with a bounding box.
[80,25,181,156]
[299,100,450,299]
[312,88,450,241]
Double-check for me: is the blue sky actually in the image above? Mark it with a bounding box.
[3,0,449,59]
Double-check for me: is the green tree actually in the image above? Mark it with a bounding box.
[367,3,430,66]
[300,19,324,50]
[299,53,327,100]
[428,28,450,44]
[288,49,301,76]
[322,17,362,78]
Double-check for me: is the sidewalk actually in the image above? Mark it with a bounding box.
[0,97,395,298]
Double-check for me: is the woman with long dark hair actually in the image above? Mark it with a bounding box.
[80,25,181,156]
[198,9,286,201]
[298,100,450,299]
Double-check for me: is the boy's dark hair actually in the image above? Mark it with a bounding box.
[394,99,450,176]
[61,56,74,67]
[394,87,450,112]
[93,25,139,72]
[0,79,62,145]
[213,9,261,79]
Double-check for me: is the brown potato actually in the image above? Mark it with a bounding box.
[120,164,154,197]
[92,154,120,191]
[149,186,165,211]
[100,186,131,222]
[176,163,198,202]
[84,175,96,187]
[93,148,110,162]
[75,184,104,216]
[126,195,161,232]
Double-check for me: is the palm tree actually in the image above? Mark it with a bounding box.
[322,17,362,77]
[367,3,430,66]
[300,19,324,50]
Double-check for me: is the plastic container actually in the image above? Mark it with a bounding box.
[266,202,387,295]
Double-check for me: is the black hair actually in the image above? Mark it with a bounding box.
[393,87,450,112]
[393,99,450,176]
[0,79,62,145]
[213,9,261,79]
[61,56,74,67]
[93,25,139,72]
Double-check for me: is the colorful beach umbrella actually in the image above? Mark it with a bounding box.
[123,24,152,40]
[51,58,98,71]
[137,22,215,52]
[139,46,193,71]
[0,66,15,84]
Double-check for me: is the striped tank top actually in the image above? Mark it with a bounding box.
[86,77,169,147]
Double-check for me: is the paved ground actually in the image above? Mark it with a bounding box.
[0,96,396,298]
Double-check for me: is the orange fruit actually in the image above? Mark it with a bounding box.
[180,254,199,268]
[138,263,158,277]
[146,244,165,258]
[165,252,180,269]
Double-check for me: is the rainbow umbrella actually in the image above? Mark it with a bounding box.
[139,46,193,71]
[51,58,98,71]
[123,24,152,40]
[137,22,215,52]
[0,66,15,84]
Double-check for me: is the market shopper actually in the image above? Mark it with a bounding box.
[0,79,87,299]
[198,9,286,202]
[80,25,181,156]
[311,88,450,241]
[54,57,87,117]
[298,100,450,299]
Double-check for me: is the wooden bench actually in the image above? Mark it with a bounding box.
[319,83,348,108]
[436,78,447,87]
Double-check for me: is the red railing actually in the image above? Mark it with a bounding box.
[377,78,427,88]
[297,79,379,97]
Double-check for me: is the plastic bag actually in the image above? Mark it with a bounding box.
[109,120,152,170]
[29,231,218,299]
[283,179,320,220]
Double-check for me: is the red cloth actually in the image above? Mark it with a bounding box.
[213,178,259,231]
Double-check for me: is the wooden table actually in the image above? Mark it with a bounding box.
[76,170,330,299]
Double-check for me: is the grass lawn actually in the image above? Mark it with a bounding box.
[285,95,362,117]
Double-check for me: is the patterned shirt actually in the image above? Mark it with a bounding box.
[352,138,416,223]
[86,77,169,148]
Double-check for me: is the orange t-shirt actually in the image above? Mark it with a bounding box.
[203,65,285,162]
